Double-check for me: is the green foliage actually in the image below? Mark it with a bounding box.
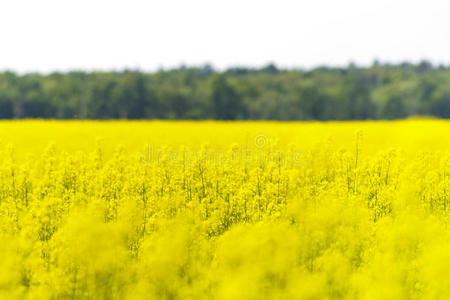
[1,62,450,120]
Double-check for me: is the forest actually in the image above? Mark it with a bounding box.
[0,60,449,120]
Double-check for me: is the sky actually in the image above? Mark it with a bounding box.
[1,0,449,73]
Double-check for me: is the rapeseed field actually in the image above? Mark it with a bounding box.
[1,120,450,299]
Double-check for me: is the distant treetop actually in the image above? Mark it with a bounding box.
[0,61,449,120]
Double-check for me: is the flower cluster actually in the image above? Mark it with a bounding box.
[0,120,450,299]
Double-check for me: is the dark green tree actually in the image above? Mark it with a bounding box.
[212,75,243,120]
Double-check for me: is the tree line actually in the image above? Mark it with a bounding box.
[0,61,450,120]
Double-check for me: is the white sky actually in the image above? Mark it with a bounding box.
[1,0,449,73]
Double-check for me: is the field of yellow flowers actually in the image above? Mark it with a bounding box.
[1,119,450,299]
